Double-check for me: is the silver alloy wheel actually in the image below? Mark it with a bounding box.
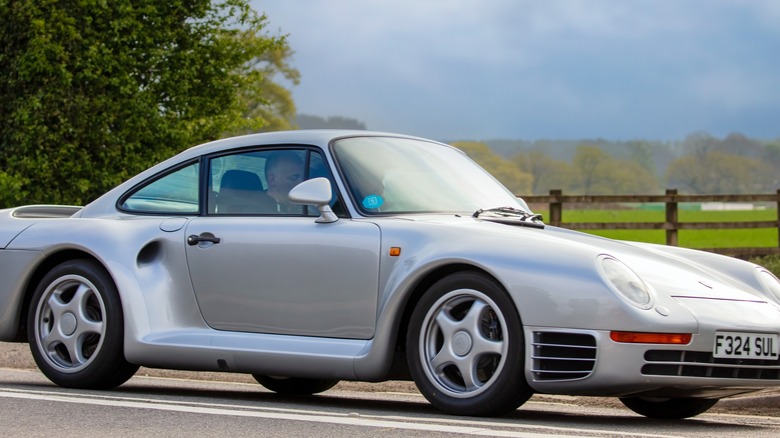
[418,289,509,398]
[33,274,107,373]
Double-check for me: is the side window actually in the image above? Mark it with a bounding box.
[210,150,279,214]
[120,162,200,214]
[210,149,345,216]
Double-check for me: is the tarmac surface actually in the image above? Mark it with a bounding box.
[1,341,778,417]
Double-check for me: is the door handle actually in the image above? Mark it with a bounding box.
[187,234,221,246]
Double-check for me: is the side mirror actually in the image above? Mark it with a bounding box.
[288,177,338,223]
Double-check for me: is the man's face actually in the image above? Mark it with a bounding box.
[269,159,303,194]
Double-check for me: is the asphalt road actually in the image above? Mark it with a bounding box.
[1,368,779,438]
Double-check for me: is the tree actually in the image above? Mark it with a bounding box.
[665,151,771,194]
[625,140,658,176]
[765,142,780,165]
[719,132,762,158]
[609,159,659,194]
[0,0,293,206]
[764,142,780,189]
[228,44,300,135]
[680,131,718,160]
[295,114,367,130]
[452,142,532,194]
[570,145,659,195]
[571,146,613,194]
[512,150,573,194]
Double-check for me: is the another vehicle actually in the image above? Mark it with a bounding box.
[1,130,779,419]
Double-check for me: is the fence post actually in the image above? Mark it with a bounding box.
[549,189,563,226]
[665,189,678,246]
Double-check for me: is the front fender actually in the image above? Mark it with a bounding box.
[351,220,702,380]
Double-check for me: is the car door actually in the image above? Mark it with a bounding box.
[184,148,381,339]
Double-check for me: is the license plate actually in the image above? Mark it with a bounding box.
[713,331,779,359]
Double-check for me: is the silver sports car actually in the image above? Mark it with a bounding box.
[1,130,779,418]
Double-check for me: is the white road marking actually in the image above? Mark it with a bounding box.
[0,387,687,438]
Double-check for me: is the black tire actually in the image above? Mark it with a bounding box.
[252,375,339,395]
[619,397,719,419]
[406,272,532,416]
[27,260,138,389]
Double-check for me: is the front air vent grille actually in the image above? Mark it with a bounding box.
[531,332,597,381]
[643,350,780,380]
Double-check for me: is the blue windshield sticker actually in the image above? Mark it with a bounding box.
[362,194,384,210]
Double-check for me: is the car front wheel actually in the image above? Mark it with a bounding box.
[407,272,532,416]
[28,260,138,389]
[619,397,719,419]
[252,375,340,395]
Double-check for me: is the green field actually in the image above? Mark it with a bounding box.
[550,208,778,249]
[545,208,780,275]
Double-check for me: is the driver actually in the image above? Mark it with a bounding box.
[265,151,305,213]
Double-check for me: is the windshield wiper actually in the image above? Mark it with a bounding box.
[473,206,545,228]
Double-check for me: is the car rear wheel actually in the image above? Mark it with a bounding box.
[28,260,138,389]
[252,375,340,395]
[407,272,532,416]
[619,397,719,419]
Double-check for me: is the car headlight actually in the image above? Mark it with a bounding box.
[597,255,654,309]
[755,267,780,304]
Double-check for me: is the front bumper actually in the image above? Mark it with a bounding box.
[524,299,780,398]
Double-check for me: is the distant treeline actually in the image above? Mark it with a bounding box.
[296,114,367,131]
[298,115,780,196]
[474,132,780,196]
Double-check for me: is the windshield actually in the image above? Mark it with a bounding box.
[333,136,530,215]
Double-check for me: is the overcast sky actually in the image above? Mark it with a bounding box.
[253,1,780,141]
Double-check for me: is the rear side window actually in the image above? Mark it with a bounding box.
[119,162,200,214]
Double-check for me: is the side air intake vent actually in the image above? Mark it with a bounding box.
[531,332,597,381]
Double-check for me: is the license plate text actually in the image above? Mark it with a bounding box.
[713,332,779,359]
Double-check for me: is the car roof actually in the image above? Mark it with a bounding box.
[78,130,438,217]
[172,129,431,162]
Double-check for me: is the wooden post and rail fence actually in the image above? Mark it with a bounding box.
[522,189,780,259]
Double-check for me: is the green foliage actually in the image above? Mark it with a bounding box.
[570,145,659,195]
[296,114,367,130]
[0,170,25,201]
[512,150,572,195]
[666,151,775,194]
[452,141,532,194]
[486,133,779,196]
[751,255,780,277]
[227,44,299,135]
[0,0,292,206]
[625,140,658,175]
[511,144,659,195]
[571,146,612,194]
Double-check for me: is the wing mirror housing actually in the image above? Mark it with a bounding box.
[288,177,339,223]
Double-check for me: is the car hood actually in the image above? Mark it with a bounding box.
[390,214,770,304]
